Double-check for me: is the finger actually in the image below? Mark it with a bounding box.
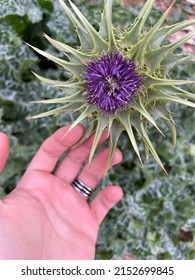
[54,130,108,183]
[90,186,123,226]
[0,132,10,173]
[77,147,122,190]
[27,125,84,173]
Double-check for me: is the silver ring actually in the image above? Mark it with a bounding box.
[71,179,93,198]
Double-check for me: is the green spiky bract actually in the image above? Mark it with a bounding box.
[29,0,195,172]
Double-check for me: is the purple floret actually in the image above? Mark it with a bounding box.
[84,52,143,114]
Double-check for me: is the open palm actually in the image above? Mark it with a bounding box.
[0,125,123,259]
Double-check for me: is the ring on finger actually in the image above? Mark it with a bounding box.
[71,178,93,198]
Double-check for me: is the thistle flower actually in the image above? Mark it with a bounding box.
[84,52,143,114]
[29,0,195,172]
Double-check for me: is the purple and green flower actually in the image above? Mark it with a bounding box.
[29,0,195,172]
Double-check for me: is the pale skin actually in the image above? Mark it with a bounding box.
[0,125,123,259]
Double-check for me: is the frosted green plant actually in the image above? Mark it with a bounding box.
[28,0,195,172]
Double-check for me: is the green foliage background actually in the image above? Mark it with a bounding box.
[0,0,195,259]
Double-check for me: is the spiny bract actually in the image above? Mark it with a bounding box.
[29,0,195,172]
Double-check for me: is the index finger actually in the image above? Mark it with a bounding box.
[27,125,84,173]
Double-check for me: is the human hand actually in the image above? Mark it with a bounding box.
[0,125,123,259]
[0,132,9,173]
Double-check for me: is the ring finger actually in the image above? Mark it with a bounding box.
[74,147,122,197]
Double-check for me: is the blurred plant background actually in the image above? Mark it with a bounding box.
[0,0,195,259]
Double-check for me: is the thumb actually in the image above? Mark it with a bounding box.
[0,132,10,173]
[90,185,123,226]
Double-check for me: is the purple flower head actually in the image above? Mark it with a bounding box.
[84,52,143,114]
